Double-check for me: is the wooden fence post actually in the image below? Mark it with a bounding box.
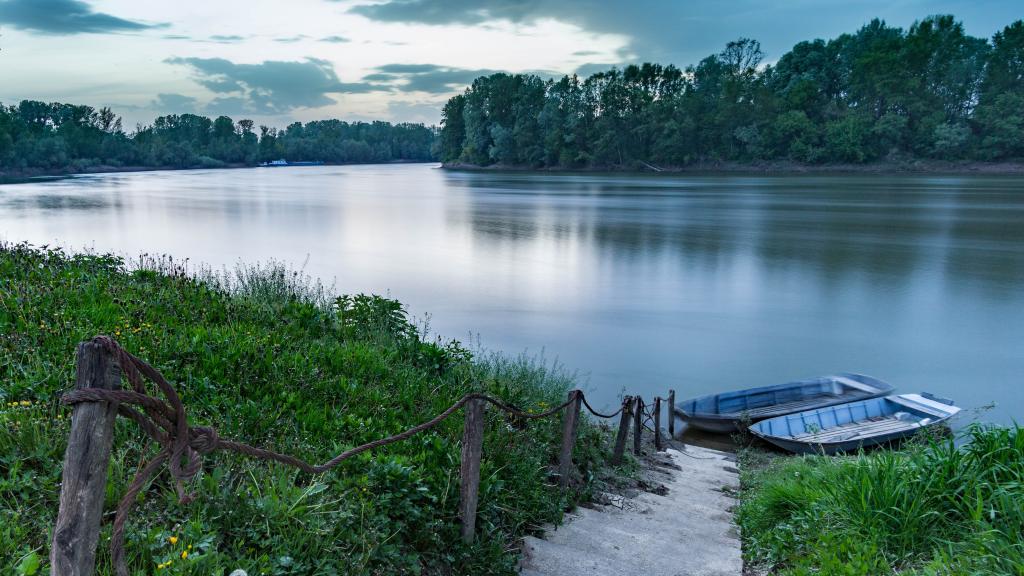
[668,389,676,438]
[51,340,122,576]
[654,396,663,451]
[459,398,486,543]
[611,396,633,465]
[558,390,582,487]
[633,397,643,455]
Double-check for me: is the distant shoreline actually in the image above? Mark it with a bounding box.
[0,160,439,183]
[5,159,1022,184]
[442,160,1024,176]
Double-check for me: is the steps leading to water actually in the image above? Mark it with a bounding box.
[519,444,742,576]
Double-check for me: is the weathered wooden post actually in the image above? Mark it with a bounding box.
[459,397,486,543]
[51,340,122,576]
[654,396,663,451]
[633,397,643,455]
[611,396,633,465]
[668,389,676,438]
[558,390,583,487]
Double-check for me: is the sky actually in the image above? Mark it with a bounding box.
[0,0,1020,128]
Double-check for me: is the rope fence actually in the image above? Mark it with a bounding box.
[50,336,677,576]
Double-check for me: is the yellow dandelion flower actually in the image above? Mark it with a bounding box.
[168,536,178,545]
[20,400,30,406]
[180,550,188,560]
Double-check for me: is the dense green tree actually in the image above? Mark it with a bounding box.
[439,14,1023,167]
[0,102,438,173]
[437,94,466,162]
[974,21,1024,159]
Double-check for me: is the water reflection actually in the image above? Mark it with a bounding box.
[1,166,1022,423]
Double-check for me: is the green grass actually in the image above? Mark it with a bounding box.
[0,243,615,575]
[737,426,1024,575]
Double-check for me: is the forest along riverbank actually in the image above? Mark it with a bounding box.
[0,102,437,179]
[436,18,1024,172]
[0,243,629,575]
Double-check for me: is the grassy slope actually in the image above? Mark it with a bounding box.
[0,244,611,575]
[737,427,1024,575]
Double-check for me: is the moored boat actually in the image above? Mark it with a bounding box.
[259,159,324,167]
[674,373,894,433]
[748,393,961,454]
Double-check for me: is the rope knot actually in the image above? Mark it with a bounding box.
[189,426,220,455]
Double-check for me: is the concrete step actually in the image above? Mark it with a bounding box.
[519,445,742,576]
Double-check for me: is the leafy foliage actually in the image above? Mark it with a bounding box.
[440,16,1024,167]
[0,105,437,174]
[738,425,1024,575]
[0,243,612,575]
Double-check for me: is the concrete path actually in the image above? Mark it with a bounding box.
[519,444,742,576]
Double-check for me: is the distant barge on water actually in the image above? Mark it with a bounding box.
[259,159,324,167]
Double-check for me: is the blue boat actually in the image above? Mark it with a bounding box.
[259,159,324,167]
[675,374,894,433]
[748,393,961,454]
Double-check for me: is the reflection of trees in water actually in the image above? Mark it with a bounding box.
[456,176,1024,296]
[2,193,118,211]
[462,194,736,270]
[755,204,932,286]
[944,197,1024,294]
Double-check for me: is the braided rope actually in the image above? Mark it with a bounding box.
[61,336,582,576]
[580,394,624,419]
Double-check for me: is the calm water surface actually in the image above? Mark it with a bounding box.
[2,165,1022,423]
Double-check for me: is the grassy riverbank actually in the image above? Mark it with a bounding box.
[0,243,612,575]
[738,426,1024,575]
[442,160,1024,175]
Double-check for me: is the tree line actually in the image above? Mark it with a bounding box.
[439,16,1024,168]
[0,102,438,173]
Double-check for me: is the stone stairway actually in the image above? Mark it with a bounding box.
[519,444,742,576]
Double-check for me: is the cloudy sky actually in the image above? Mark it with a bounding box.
[0,0,1019,127]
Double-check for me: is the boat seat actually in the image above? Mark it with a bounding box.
[730,393,866,418]
[791,416,922,443]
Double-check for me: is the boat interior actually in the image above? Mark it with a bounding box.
[751,394,955,442]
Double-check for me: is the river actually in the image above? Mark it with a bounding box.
[1,164,1022,423]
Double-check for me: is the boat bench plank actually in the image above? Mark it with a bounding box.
[730,395,861,418]
[792,417,921,443]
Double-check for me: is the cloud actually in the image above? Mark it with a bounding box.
[362,72,400,82]
[152,93,198,113]
[319,35,351,43]
[387,99,447,124]
[165,56,386,114]
[348,0,1010,69]
[206,96,250,116]
[574,62,616,77]
[210,34,246,43]
[0,0,167,35]
[368,63,496,93]
[274,34,310,43]
[349,0,537,26]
